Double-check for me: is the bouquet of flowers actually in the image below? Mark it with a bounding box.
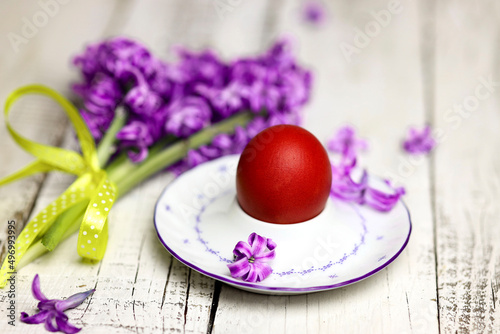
[0,37,312,286]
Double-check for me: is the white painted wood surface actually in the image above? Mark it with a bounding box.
[433,1,500,333]
[0,0,497,333]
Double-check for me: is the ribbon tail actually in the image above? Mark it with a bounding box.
[0,161,53,187]
[0,175,94,288]
[77,172,116,261]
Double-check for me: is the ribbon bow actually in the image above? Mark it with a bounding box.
[0,85,116,287]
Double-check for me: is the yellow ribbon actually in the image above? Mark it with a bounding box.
[0,85,116,287]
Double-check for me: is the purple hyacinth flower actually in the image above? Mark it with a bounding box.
[196,82,245,118]
[227,233,277,283]
[100,37,155,80]
[74,37,313,170]
[186,149,209,168]
[403,125,436,155]
[148,61,185,98]
[174,46,228,87]
[80,110,113,142]
[327,126,368,159]
[165,96,212,138]
[116,120,156,162]
[230,59,267,87]
[124,84,163,117]
[80,76,121,116]
[20,274,94,334]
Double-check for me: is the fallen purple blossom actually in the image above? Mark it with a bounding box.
[228,233,277,283]
[403,125,436,155]
[20,274,94,334]
[328,126,404,212]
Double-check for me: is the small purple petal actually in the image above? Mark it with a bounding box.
[55,312,82,334]
[253,262,273,282]
[303,1,327,26]
[32,274,48,302]
[254,249,276,262]
[403,125,436,155]
[248,233,268,256]
[233,241,253,259]
[126,146,149,163]
[55,289,95,312]
[227,257,251,278]
[266,238,277,251]
[327,126,367,159]
[363,183,405,212]
[330,168,368,202]
[44,311,59,332]
[38,299,58,311]
[242,263,259,283]
[20,310,50,324]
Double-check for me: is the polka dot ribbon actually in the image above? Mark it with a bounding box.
[0,85,116,288]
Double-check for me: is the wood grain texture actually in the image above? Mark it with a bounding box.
[212,0,439,333]
[434,0,500,332]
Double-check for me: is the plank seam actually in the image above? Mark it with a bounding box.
[206,281,222,334]
[183,268,192,332]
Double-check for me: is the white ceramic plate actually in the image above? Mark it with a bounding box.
[154,155,411,295]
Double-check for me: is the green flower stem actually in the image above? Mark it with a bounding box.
[18,209,84,269]
[106,136,175,186]
[17,241,46,270]
[96,107,127,167]
[41,200,89,251]
[114,111,254,196]
[105,153,130,182]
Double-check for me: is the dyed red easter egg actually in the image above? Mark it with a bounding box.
[236,125,332,224]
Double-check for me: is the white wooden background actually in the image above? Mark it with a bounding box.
[0,0,499,333]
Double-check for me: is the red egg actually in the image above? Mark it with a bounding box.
[236,124,332,224]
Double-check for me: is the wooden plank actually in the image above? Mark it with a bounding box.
[212,0,439,333]
[434,0,500,332]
